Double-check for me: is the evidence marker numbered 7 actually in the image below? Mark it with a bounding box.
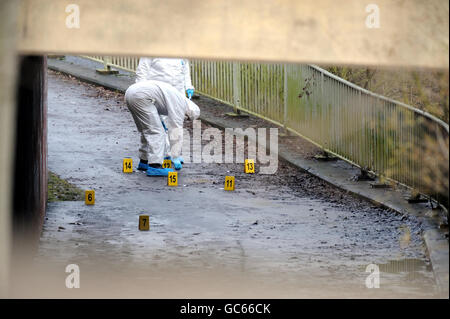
[139,215,150,231]
[85,190,95,205]
[123,158,133,173]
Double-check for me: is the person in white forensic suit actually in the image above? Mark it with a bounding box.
[135,58,195,97]
[125,80,200,176]
[135,58,195,165]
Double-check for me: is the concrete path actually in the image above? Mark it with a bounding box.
[16,60,446,298]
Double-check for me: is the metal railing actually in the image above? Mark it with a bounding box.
[81,56,449,204]
[81,55,139,73]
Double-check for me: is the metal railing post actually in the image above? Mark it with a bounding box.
[96,56,119,75]
[233,61,240,113]
[282,63,289,135]
[226,61,247,117]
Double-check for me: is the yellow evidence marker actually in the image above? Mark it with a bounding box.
[244,159,255,174]
[139,215,150,231]
[168,171,178,186]
[162,159,172,169]
[85,190,95,205]
[123,158,133,173]
[224,176,235,191]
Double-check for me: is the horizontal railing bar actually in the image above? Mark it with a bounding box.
[309,64,449,132]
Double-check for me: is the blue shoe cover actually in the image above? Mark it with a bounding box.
[172,157,183,170]
[137,162,149,171]
[146,167,174,176]
[165,156,183,164]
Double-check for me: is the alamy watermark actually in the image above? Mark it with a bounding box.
[365,264,380,288]
[172,120,279,174]
[65,264,80,288]
[365,4,380,29]
[65,4,80,29]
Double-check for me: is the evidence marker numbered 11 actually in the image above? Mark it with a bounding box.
[224,176,235,191]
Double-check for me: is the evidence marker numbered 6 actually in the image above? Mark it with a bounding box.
[168,171,178,186]
[224,176,235,191]
[244,159,255,174]
[123,158,133,173]
[139,215,150,231]
[85,190,95,205]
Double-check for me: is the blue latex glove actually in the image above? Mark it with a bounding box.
[186,89,194,100]
[172,157,183,170]
[161,119,168,132]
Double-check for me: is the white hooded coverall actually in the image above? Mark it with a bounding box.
[135,58,195,158]
[135,58,194,93]
[125,80,200,164]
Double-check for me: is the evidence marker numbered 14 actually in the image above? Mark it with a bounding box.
[85,190,95,205]
[139,215,150,231]
[168,171,178,186]
[123,158,133,173]
[224,176,235,191]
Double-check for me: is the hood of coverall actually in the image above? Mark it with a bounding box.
[186,99,200,120]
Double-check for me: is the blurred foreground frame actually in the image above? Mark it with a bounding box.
[16,0,449,68]
[0,0,448,298]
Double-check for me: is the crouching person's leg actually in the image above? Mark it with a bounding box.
[168,127,184,170]
[142,107,174,176]
[125,87,174,176]
[160,115,172,162]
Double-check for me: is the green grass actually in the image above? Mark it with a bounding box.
[47,171,83,202]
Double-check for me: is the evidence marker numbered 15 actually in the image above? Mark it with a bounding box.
[168,171,178,186]
[85,190,95,205]
[123,157,133,173]
[224,176,235,191]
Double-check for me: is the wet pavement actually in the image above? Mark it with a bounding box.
[24,70,439,298]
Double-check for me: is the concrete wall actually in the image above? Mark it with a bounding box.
[0,0,20,298]
[12,56,48,248]
[1,3,48,297]
[16,0,449,69]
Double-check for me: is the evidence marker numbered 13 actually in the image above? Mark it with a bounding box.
[224,176,235,191]
[139,215,150,231]
[123,157,133,173]
[85,190,95,205]
[168,171,178,186]
[244,159,255,174]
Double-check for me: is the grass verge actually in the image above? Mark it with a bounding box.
[47,171,83,202]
